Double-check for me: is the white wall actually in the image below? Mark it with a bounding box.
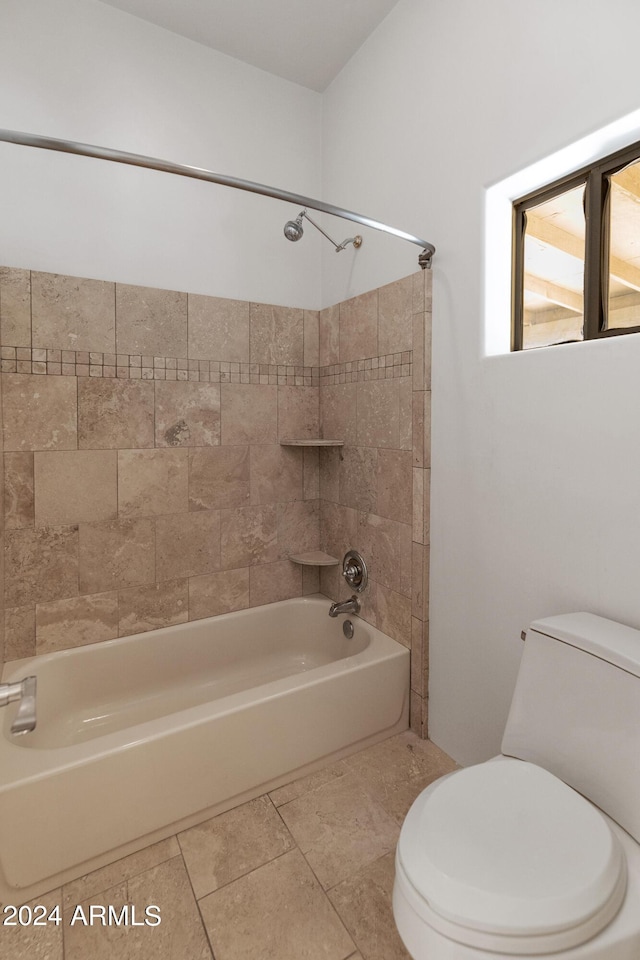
[0,0,323,307]
[323,0,640,763]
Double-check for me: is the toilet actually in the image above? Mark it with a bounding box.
[393,612,640,958]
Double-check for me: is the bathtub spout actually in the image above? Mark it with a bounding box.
[329,596,360,617]
[0,676,37,735]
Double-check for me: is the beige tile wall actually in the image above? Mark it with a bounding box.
[318,271,431,737]
[0,265,431,737]
[0,267,322,667]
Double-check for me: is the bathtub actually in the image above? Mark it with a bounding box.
[0,594,409,903]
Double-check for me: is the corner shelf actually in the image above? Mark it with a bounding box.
[279,439,344,447]
[289,551,339,566]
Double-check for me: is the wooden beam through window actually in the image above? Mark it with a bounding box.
[524,274,582,313]
[527,211,640,293]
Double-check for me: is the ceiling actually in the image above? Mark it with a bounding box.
[99,0,402,92]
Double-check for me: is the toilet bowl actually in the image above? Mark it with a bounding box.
[393,613,640,958]
[393,760,640,958]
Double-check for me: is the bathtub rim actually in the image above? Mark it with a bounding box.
[0,595,407,777]
[2,593,366,678]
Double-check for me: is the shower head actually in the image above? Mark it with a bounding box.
[284,212,305,242]
[283,208,362,254]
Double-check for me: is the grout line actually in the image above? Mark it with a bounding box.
[174,833,219,959]
[268,798,362,951]
[186,293,190,371]
[193,841,298,904]
[60,845,183,914]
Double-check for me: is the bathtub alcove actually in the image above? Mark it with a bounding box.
[0,595,409,902]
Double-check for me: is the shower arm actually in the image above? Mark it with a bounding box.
[299,209,363,252]
[0,128,435,269]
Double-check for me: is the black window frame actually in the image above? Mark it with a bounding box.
[512,138,640,351]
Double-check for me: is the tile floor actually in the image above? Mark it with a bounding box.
[1,731,456,960]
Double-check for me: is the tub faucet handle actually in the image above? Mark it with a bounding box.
[341,550,368,593]
[0,675,37,735]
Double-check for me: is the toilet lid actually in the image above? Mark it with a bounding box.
[397,760,625,940]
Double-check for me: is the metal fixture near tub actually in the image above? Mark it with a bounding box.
[284,208,363,254]
[0,676,37,735]
[342,550,368,592]
[329,596,360,617]
[328,551,369,617]
[343,620,355,639]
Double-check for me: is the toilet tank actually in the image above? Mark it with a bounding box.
[501,612,640,842]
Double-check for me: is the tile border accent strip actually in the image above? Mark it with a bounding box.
[0,347,319,384]
[0,346,412,383]
[319,352,412,384]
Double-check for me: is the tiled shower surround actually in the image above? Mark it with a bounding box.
[0,265,431,735]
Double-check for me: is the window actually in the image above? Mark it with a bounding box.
[512,140,640,350]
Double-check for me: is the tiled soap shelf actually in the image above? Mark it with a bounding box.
[279,439,344,446]
[289,551,339,566]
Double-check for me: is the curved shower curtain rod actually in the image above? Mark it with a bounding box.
[0,128,435,269]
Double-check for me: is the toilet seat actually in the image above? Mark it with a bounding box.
[395,760,627,955]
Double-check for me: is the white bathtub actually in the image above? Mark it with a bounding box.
[0,595,409,902]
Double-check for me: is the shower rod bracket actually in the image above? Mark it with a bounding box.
[418,248,433,270]
[0,128,435,269]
